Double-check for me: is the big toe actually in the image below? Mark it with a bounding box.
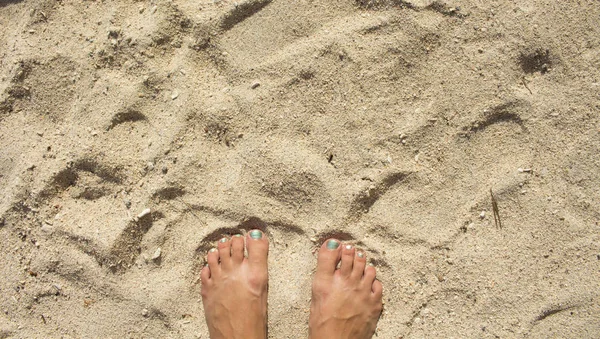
[246,229,269,270]
[315,239,342,278]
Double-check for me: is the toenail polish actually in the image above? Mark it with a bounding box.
[219,237,228,243]
[326,240,340,250]
[249,230,262,239]
[357,251,365,258]
[234,234,243,238]
[209,248,217,253]
[345,244,352,250]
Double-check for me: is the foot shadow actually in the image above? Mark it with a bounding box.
[0,0,23,7]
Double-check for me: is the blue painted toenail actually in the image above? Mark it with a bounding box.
[326,240,340,250]
[249,230,262,239]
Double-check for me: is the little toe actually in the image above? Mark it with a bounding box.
[207,248,220,276]
[351,250,367,280]
[217,237,232,269]
[201,265,211,285]
[340,244,355,277]
[231,234,245,265]
[315,239,342,278]
[246,229,269,270]
[371,279,383,300]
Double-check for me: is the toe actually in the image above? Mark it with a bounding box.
[246,229,269,270]
[217,237,232,269]
[362,263,377,289]
[231,234,245,265]
[340,244,355,277]
[351,249,367,280]
[371,279,383,299]
[201,264,211,285]
[207,248,220,276]
[315,239,342,278]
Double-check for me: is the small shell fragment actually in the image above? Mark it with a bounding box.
[137,208,151,219]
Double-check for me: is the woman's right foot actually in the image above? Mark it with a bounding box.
[309,239,383,339]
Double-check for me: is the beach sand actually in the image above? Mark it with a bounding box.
[1,0,599,337]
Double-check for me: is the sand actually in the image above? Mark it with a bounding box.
[1,0,599,337]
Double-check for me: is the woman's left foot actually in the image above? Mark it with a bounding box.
[201,230,269,339]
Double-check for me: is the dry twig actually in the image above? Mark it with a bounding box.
[490,188,502,228]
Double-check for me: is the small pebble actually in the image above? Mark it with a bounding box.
[480,211,486,219]
[146,162,154,171]
[171,92,179,100]
[124,200,131,209]
[41,224,54,233]
[161,166,168,174]
[251,81,260,89]
[142,308,149,317]
[152,248,162,261]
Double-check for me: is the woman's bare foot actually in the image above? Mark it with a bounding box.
[309,239,383,339]
[201,230,269,339]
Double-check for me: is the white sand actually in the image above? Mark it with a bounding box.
[1,0,599,337]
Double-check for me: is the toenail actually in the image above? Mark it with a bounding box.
[326,240,340,250]
[357,251,365,258]
[233,234,243,237]
[368,263,375,267]
[209,248,217,253]
[219,237,228,243]
[345,244,352,250]
[249,230,263,239]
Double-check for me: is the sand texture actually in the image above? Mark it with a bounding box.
[1,0,600,338]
